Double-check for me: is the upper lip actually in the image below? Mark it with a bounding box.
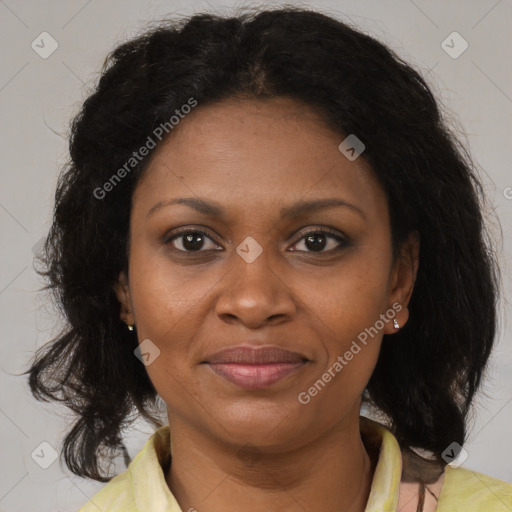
[202,345,309,364]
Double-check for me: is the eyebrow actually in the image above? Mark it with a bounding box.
[146,197,366,220]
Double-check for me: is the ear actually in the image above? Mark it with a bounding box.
[383,231,420,334]
[114,270,135,326]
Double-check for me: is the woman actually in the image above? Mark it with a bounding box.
[26,6,512,512]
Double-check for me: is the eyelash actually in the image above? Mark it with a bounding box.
[164,226,348,254]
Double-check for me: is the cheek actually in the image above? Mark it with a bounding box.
[299,279,386,422]
[128,244,205,332]
[303,251,392,336]
[127,247,223,390]
[298,247,390,389]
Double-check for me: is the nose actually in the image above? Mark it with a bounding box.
[214,245,296,329]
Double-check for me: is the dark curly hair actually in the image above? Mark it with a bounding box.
[24,5,502,483]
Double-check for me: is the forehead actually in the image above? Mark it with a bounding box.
[132,96,387,223]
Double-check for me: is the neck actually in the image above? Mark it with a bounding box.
[165,415,376,512]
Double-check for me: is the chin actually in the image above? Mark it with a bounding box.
[210,404,309,448]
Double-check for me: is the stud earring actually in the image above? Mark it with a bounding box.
[127,324,134,331]
[393,319,400,330]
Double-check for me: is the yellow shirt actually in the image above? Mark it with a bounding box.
[78,416,512,511]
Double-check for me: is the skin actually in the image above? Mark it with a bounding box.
[115,96,419,512]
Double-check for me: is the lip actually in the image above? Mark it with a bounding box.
[202,345,309,390]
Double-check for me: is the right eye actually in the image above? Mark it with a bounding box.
[165,229,222,252]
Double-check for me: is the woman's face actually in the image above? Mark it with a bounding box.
[116,96,418,451]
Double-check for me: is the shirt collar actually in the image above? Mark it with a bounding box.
[130,424,181,512]
[360,415,402,511]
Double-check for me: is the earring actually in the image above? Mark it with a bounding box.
[393,319,400,330]
[127,324,134,331]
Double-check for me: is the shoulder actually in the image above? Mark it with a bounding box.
[77,469,136,512]
[436,465,512,511]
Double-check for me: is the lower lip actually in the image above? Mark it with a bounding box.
[205,362,307,389]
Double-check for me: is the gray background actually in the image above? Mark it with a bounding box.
[0,1,511,510]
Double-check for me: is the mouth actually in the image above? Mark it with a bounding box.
[204,361,308,389]
[201,346,310,390]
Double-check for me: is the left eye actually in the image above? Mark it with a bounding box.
[290,230,347,253]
